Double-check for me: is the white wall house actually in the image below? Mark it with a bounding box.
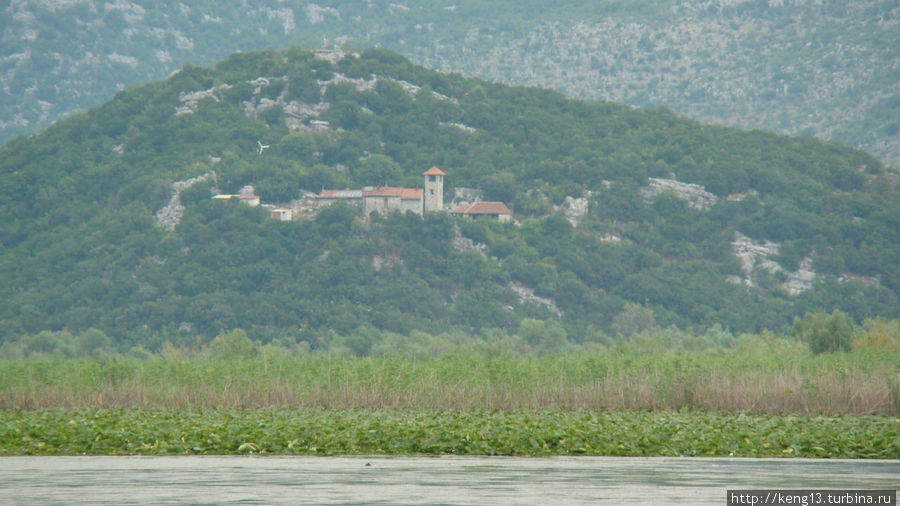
[212,194,260,207]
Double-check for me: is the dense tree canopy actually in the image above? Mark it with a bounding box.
[1,46,898,350]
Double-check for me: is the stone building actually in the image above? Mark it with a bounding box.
[423,167,445,212]
[449,201,513,222]
[316,167,445,219]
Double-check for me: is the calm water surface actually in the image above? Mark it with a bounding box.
[0,456,896,505]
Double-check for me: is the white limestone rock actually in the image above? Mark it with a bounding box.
[175,84,231,116]
[154,172,214,231]
[451,235,488,258]
[449,187,483,210]
[509,282,562,317]
[729,231,817,295]
[553,192,591,226]
[640,177,718,210]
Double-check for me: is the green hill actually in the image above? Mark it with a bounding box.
[1,47,898,352]
[2,0,898,167]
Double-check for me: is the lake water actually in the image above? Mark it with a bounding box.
[0,456,896,505]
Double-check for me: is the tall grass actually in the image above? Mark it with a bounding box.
[2,341,897,415]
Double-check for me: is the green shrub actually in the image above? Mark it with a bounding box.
[790,311,854,354]
[517,318,568,354]
[853,317,900,351]
[207,329,260,359]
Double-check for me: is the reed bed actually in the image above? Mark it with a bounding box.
[2,347,898,415]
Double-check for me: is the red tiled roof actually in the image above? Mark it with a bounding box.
[364,187,404,198]
[423,167,446,176]
[362,187,423,199]
[401,188,423,199]
[449,201,512,216]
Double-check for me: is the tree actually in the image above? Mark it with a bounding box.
[76,328,113,357]
[354,154,402,186]
[287,66,321,104]
[612,302,658,338]
[790,311,854,354]
[854,318,900,351]
[518,318,567,354]
[479,170,520,204]
[316,201,357,238]
[280,132,318,161]
[207,329,259,358]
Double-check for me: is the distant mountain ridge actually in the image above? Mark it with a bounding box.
[2,0,898,167]
[1,46,898,349]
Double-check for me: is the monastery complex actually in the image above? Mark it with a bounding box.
[316,167,446,218]
[316,167,512,222]
[215,167,513,222]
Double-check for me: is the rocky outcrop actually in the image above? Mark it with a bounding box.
[731,232,782,280]
[154,173,214,231]
[784,257,816,296]
[553,192,591,226]
[439,122,477,133]
[449,187,483,210]
[176,84,232,116]
[176,70,461,134]
[509,282,562,317]
[372,254,404,271]
[640,178,718,211]
[451,235,488,258]
[597,233,622,244]
[305,4,340,25]
[242,77,289,119]
[283,102,331,130]
[729,232,816,295]
[318,73,377,95]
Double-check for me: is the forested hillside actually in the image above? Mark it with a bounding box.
[2,0,898,167]
[1,47,898,352]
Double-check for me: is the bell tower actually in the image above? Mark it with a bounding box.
[423,167,445,213]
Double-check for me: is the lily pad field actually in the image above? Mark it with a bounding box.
[2,409,897,458]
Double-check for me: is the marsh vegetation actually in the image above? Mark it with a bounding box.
[3,328,897,457]
[3,320,898,415]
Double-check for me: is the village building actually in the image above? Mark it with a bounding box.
[211,194,260,207]
[363,187,424,216]
[314,189,364,209]
[211,167,513,223]
[423,167,445,212]
[212,194,295,222]
[316,167,446,219]
[266,206,293,221]
[449,201,513,222]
